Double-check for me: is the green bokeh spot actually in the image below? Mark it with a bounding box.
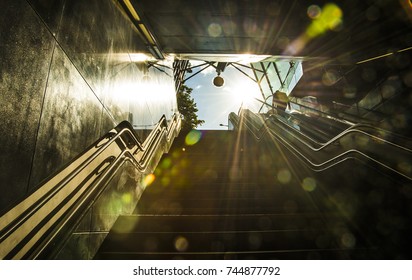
[185,130,202,146]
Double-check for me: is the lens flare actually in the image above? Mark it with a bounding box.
[174,236,189,252]
[142,173,156,188]
[277,168,292,184]
[302,177,317,192]
[307,5,321,19]
[284,3,343,55]
[161,176,171,186]
[122,193,132,204]
[306,3,343,38]
[341,232,356,248]
[185,130,202,145]
[160,157,172,169]
[208,23,222,37]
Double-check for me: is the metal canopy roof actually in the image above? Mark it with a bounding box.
[130,0,411,62]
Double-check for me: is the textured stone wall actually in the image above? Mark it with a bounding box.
[0,0,176,214]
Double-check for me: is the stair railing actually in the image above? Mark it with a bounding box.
[238,110,412,181]
[0,114,181,259]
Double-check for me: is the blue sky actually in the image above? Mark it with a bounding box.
[185,62,263,130]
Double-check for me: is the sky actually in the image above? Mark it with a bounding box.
[184,61,263,130]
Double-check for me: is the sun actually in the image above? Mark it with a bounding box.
[230,78,261,108]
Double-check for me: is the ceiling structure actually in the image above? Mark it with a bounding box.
[118,0,412,117]
[126,0,410,59]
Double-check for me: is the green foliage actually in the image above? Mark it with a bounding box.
[177,84,205,132]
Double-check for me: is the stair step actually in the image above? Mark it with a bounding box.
[96,248,378,260]
[95,130,378,259]
[96,230,372,259]
[110,213,346,233]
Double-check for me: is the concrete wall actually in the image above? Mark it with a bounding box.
[0,0,177,214]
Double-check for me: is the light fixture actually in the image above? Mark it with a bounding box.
[213,71,224,87]
[121,0,164,60]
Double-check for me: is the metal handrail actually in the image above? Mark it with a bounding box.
[246,105,412,153]
[239,110,412,181]
[288,98,377,125]
[269,114,412,153]
[0,113,181,259]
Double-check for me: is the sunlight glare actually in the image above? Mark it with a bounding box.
[229,78,261,108]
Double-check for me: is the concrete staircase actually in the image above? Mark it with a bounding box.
[95,130,378,259]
